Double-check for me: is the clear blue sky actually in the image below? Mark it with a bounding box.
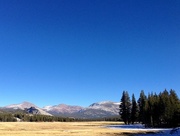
[0,0,180,107]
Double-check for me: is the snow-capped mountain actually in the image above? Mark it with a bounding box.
[43,101,120,118]
[43,104,83,116]
[88,101,120,115]
[4,101,36,110]
[2,101,120,118]
[77,101,120,118]
[4,101,52,116]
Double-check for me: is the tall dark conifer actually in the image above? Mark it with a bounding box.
[169,89,180,127]
[152,93,160,127]
[138,90,147,124]
[131,94,138,124]
[145,93,155,127]
[159,89,171,126]
[120,91,131,124]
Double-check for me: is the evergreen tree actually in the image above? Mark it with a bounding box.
[169,89,180,127]
[131,93,138,124]
[138,90,147,124]
[151,93,160,127]
[159,89,171,126]
[120,91,131,124]
[145,93,156,127]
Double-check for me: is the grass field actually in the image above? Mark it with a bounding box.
[0,121,151,136]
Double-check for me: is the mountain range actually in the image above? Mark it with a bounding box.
[1,101,120,119]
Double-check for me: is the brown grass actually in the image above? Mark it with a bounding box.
[0,121,153,136]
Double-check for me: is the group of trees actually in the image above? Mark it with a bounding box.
[0,109,122,122]
[0,113,17,122]
[120,89,180,127]
[0,112,120,122]
[0,112,76,122]
[14,113,74,122]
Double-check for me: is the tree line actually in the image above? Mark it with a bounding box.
[120,89,180,127]
[0,112,76,122]
[0,112,120,122]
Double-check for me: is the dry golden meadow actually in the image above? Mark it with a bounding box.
[0,121,155,136]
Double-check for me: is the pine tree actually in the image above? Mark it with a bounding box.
[131,94,138,124]
[151,93,160,127]
[138,90,147,124]
[159,89,171,126]
[145,92,156,127]
[120,91,131,124]
[169,89,180,127]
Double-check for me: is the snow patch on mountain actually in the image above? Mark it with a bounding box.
[43,106,53,111]
[43,104,83,114]
[87,101,119,115]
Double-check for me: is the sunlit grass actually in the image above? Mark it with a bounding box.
[0,121,152,136]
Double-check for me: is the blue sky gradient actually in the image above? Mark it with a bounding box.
[0,0,180,107]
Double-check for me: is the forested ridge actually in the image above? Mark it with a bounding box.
[120,89,180,128]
